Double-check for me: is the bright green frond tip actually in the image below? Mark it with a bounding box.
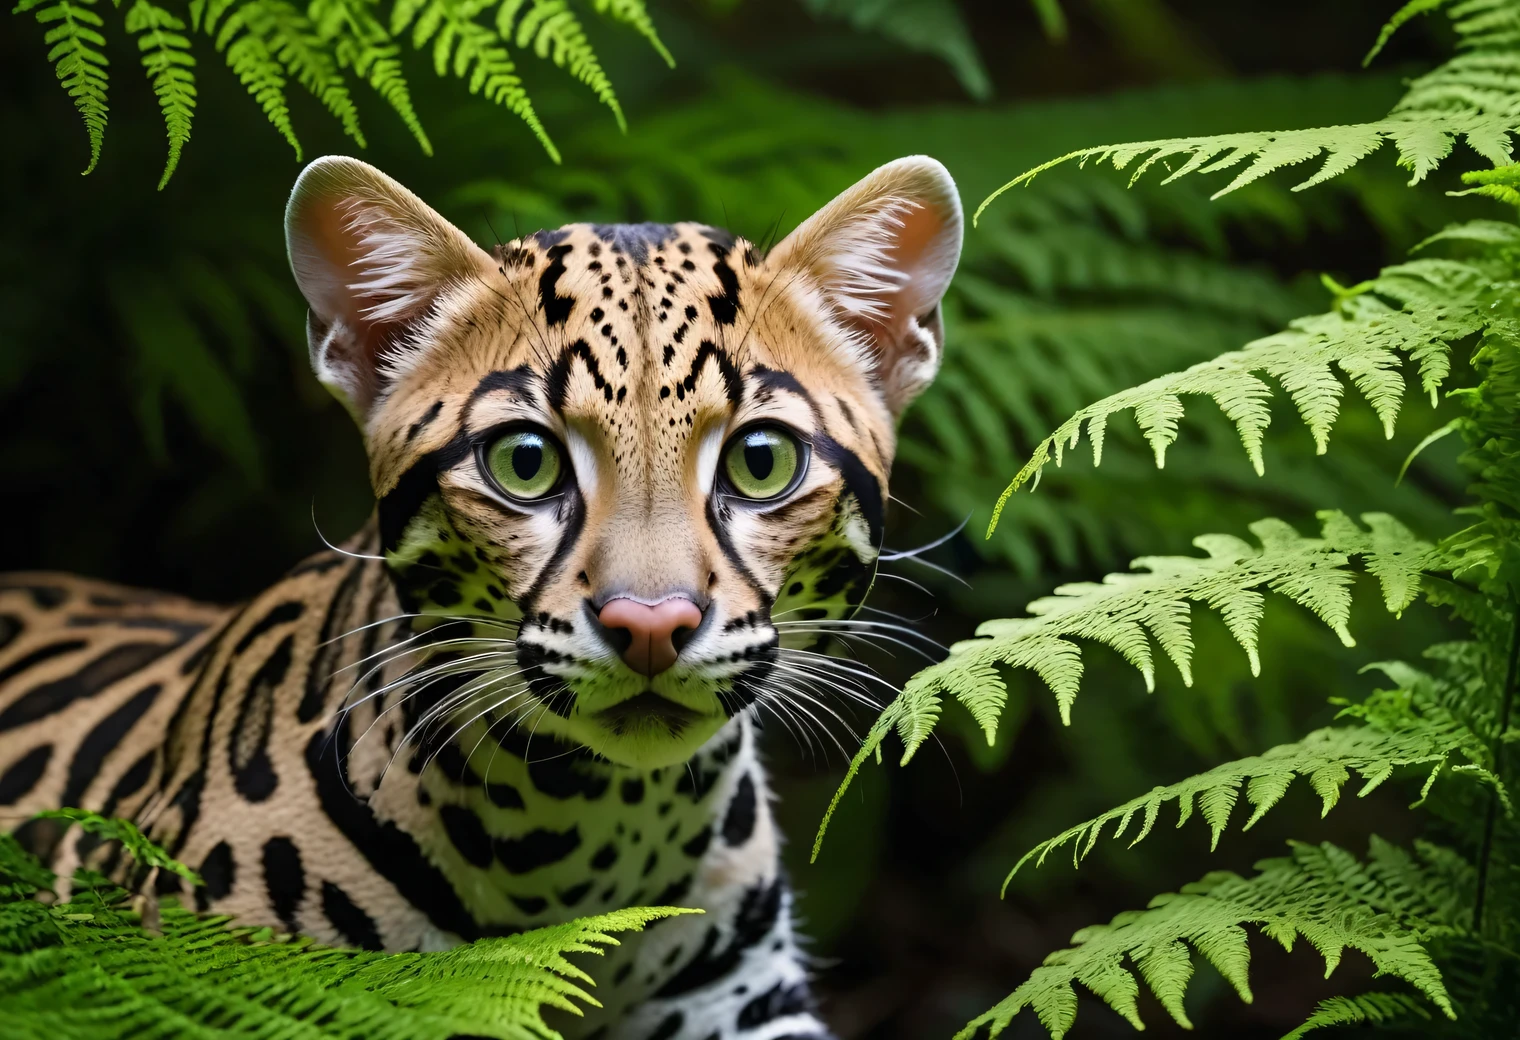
[957,839,1460,1040]
[974,0,1520,224]
[591,0,673,67]
[813,512,1437,860]
[16,0,110,175]
[35,807,204,884]
[126,0,197,189]
[502,0,624,131]
[988,249,1493,537]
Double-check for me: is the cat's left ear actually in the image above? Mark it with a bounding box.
[770,156,962,416]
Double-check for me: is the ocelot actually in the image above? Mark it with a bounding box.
[0,154,962,1040]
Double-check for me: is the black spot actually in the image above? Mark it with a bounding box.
[682,827,711,858]
[262,836,305,931]
[613,962,634,984]
[487,782,524,809]
[322,880,384,950]
[299,562,365,722]
[0,641,172,733]
[196,841,236,912]
[642,849,659,877]
[648,1012,684,1040]
[653,874,692,906]
[738,982,814,1029]
[591,842,618,870]
[0,744,52,805]
[509,894,548,915]
[621,777,645,804]
[707,243,740,325]
[559,881,592,907]
[429,580,462,607]
[441,805,494,868]
[496,826,582,874]
[656,878,783,998]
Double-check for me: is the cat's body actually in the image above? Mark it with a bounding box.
[0,156,962,1039]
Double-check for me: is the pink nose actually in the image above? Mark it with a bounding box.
[597,597,703,676]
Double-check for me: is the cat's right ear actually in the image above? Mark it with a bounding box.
[285,156,496,423]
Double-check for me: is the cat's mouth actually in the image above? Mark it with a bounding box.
[595,691,704,735]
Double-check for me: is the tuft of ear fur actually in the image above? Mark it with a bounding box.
[285,155,496,422]
[770,156,963,416]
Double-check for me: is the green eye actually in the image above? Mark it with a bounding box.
[723,426,803,500]
[484,428,563,500]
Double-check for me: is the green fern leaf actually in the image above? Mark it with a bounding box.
[15,0,109,175]
[253,0,366,146]
[397,0,558,160]
[34,809,203,885]
[124,0,197,189]
[990,252,1493,532]
[813,512,1437,859]
[588,0,672,67]
[1006,703,1502,884]
[801,0,989,100]
[310,0,433,154]
[501,0,624,130]
[956,840,1460,1040]
[976,0,1520,215]
[203,0,302,158]
[1282,992,1435,1039]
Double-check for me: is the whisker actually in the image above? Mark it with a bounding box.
[879,514,970,561]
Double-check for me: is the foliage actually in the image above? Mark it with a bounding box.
[11,0,677,180]
[815,6,1520,1036]
[958,838,1466,1040]
[979,0,1520,212]
[0,811,694,1040]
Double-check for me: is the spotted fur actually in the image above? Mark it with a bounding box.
[0,155,962,1040]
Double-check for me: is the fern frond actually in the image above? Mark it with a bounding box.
[801,0,990,100]
[587,0,671,67]
[1282,991,1436,1039]
[253,0,366,146]
[989,251,1495,533]
[813,512,1436,858]
[310,0,432,153]
[203,0,301,158]
[957,839,1461,1040]
[125,0,197,188]
[1008,695,1503,884]
[34,809,203,884]
[15,0,109,175]
[977,0,1520,215]
[397,0,558,161]
[500,0,623,130]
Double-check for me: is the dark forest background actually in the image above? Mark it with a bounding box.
[0,2,1487,1036]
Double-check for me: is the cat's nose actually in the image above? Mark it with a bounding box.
[597,597,703,677]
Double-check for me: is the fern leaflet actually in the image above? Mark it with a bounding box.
[988,249,1496,534]
[500,0,624,130]
[125,0,197,189]
[311,0,432,153]
[254,0,366,146]
[959,839,1461,1040]
[34,808,204,884]
[588,0,671,67]
[397,0,558,161]
[814,511,1435,858]
[1008,678,1506,886]
[1282,992,1436,1039]
[15,0,109,174]
[976,0,1520,215]
[199,0,302,157]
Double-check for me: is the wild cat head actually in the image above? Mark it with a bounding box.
[285,155,962,768]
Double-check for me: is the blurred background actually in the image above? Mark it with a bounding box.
[0,1,1492,1036]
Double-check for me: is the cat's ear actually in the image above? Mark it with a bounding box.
[285,155,496,422]
[769,155,962,416]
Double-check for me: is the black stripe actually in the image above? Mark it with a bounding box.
[544,338,610,413]
[707,242,740,325]
[262,836,305,932]
[814,434,885,546]
[232,601,304,655]
[0,639,87,686]
[721,774,757,846]
[0,744,52,805]
[683,340,743,405]
[230,635,292,801]
[321,879,383,950]
[538,242,575,327]
[406,400,444,443]
[468,367,537,403]
[656,877,782,998]
[0,641,174,733]
[304,721,482,940]
[377,432,474,553]
[0,614,21,653]
[195,841,236,912]
[61,682,161,807]
[299,560,365,723]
